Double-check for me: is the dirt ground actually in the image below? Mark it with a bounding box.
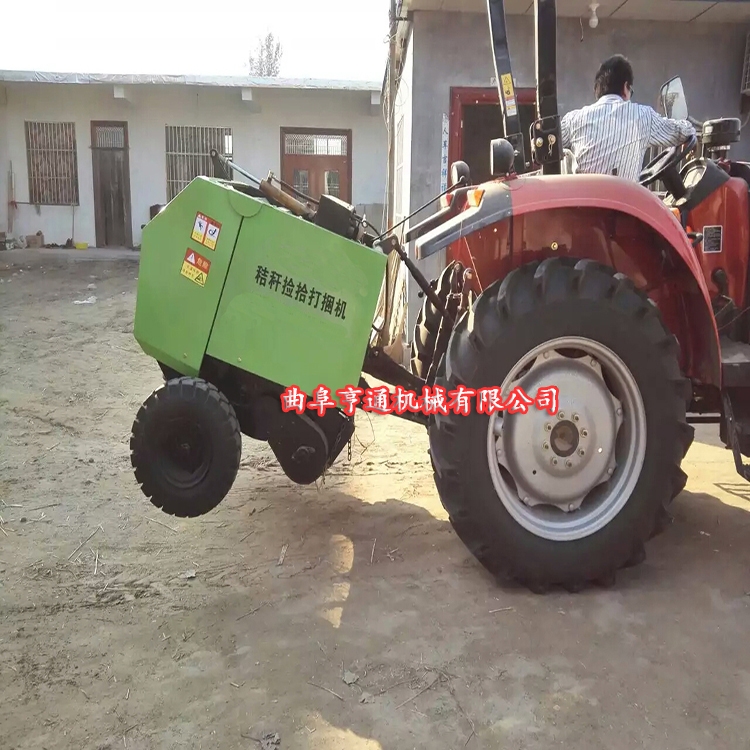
[2,250,750,750]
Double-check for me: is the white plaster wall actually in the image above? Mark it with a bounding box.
[0,86,7,240]
[0,82,386,247]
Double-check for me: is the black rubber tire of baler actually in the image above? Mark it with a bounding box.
[428,257,694,591]
[410,264,455,380]
[130,377,242,518]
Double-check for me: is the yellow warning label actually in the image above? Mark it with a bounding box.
[180,261,207,287]
[501,73,515,100]
[191,213,208,244]
[203,221,221,250]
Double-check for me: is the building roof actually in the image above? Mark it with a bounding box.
[398,0,750,24]
[0,69,381,92]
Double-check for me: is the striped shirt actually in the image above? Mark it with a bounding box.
[560,95,696,182]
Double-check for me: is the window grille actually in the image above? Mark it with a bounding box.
[25,122,79,206]
[165,126,233,200]
[284,133,348,156]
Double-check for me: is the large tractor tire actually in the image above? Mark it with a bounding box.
[131,377,242,518]
[429,257,694,591]
[410,263,456,380]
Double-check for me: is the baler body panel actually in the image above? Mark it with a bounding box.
[134,177,245,376]
[207,201,386,398]
[134,176,386,396]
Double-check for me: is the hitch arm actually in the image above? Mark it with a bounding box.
[376,235,455,326]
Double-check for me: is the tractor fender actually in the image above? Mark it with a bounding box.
[415,174,721,386]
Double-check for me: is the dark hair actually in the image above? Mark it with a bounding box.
[594,55,634,99]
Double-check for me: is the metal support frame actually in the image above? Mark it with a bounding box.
[486,0,527,175]
[533,0,563,174]
[487,0,563,175]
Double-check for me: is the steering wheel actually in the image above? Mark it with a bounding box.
[639,135,697,196]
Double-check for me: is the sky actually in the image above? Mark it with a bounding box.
[0,1,391,82]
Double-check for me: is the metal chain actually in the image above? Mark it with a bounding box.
[348,438,352,462]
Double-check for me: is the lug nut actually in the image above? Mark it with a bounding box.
[565,460,573,468]
[607,467,614,475]
[581,429,588,438]
[558,412,565,419]
[543,442,550,450]
[552,458,559,466]
[573,414,580,422]
[616,408,623,416]
[545,423,552,432]
[578,449,585,457]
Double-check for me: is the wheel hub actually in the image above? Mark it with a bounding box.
[550,420,579,457]
[159,418,212,489]
[487,337,645,542]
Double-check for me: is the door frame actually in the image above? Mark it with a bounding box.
[446,87,536,265]
[279,127,353,204]
[91,120,133,249]
[448,86,537,178]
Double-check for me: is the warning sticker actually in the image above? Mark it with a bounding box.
[180,248,211,287]
[191,212,222,250]
[501,73,515,100]
[506,97,518,118]
[203,219,222,251]
[191,213,209,244]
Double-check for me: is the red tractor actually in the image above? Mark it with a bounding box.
[404,0,750,591]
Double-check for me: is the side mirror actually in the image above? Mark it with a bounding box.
[659,76,688,121]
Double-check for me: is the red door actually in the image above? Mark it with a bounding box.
[280,128,352,204]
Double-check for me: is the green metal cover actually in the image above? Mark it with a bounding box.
[134,178,245,376]
[207,194,386,398]
[134,177,386,398]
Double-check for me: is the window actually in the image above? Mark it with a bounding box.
[284,133,348,157]
[24,122,79,206]
[324,170,340,198]
[293,169,309,197]
[165,126,233,201]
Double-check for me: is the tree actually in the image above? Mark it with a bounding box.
[249,33,283,77]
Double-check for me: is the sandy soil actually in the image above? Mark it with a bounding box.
[2,250,750,750]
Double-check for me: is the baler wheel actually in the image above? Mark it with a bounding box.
[130,377,242,518]
[428,257,693,592]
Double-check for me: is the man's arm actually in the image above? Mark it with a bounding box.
[560,112,572,150]
[647,107,696,149]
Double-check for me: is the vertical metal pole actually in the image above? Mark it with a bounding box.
[386,0,397,231]
[486,0,527,174]
[535,0,562,175]
[381,0,398,348]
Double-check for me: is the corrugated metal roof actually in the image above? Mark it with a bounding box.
[0,70,381,91]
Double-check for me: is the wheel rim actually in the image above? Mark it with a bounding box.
[156,416,213,489]
[485,336,647,542]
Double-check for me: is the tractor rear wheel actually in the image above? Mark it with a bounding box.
[130,377,242,518]
[429,258,693,591]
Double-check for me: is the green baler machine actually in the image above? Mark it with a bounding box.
[134,177,386,401]
[129,164,439,519]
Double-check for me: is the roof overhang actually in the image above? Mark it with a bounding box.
[399,0,750,23]
[0,70,381,92]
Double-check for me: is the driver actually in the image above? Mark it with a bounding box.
[561,54,696,182]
